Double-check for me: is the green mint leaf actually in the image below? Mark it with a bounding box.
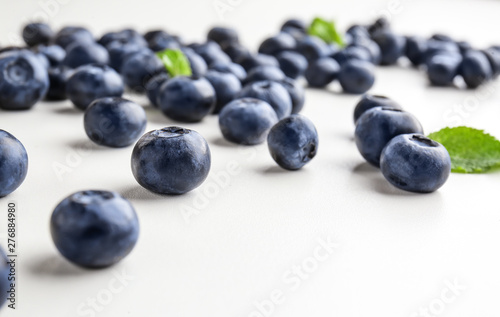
[308,17,345,47]
[155,49,192,77]
[428,126,500,173]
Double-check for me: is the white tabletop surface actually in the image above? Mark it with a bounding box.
[1,0,500,316]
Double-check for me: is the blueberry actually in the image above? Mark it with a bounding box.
[281,27,307,42]
[54,26,94,50]
[237,53,279,72]
[131,127,211,194]
[295,36,330,61]
[372,31,406,65]
[147,33,181,52]
[278,77,305,114]
[204,70,241,113]
[0,50,49,110]
[22,23,53,47]
[62,42,109,68]
[243,65,286,85]
[107,42,148,71]
[267,114,318,170]
[430,33,454,43]
[276,51,308,79]
[355,107,423,167]
[333,46,372,65]
[158,76,216,122]
[0,246,9,308]
[456,41,473,55]
[482,47,500,78]
[459,50,493,88]
[37,44,66,67]
[423,40,459,64]
[207,27,239,50]
[349,39,382,64]
[304,57,340,88]
[222,43,250,63]
[405,36,428,66]
[98,29,147,48]
[426,53,462,86]
[120,50,165,92]
[338,59,375,94]
[258,32,296,56]
[145,73,170,107]
[281,19,307,32]
[192,42,231,66]
[353,94,402,124]
[346,25,370,39]
[66,64,124,110]
[0,130,28,197]
[209,61,247,82]
[380,134,451,193]
[50,190,139,268]
[46,65,72,101]
[238,80,292,119]
[219,98,278,145]
[368,17,391,36]
[181,48,208,77]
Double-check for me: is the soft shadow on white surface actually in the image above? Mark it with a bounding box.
[53,107,82,115]
[66,138,114,152]
[210,136,240,148]
[143,106,175,125]
[119,185,176,201]
[29,254,88,277]
[261,165,299,174]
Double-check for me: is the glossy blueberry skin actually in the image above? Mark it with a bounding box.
[132,127,211,194]
[62,43,109,68]
[0,130,28,197]
[338,59,375,94]
[258,32,296,56]
[405,36,427,66]
[204,70,241,113]
[243,65,286,85]
[98,29,147,48]
[276,51,308,79]
[459,50,493,88]
[66,64,124,110]
[207,27,239,50]
[372,31,406,65]
[120,50,165,92]
[426,53,462,86]
[209,61,247,82]
[50,190,139,268]
[295,36,330,61]
[158,76,216,122]
[46,65,72,101]
[237,53,279,72]
[0,246,9,308]
[0,50,49,110]
[222,43,250,63]
[84,97,146,148]
[353,94,402,124]
[22,23,53,47]
[238,80,292,120]
[380,134,451,193]
[304,57,340,88]
[145,73,170,107]
[192,42,231,66]
[219,98,278,145]
[278,77,305,114]
[332,46,372,65]
[181,48,208,77]
[37,45,66,67]
[355,107,423,167]
[267,114,318,170]
[54,26,94,50]
[107,42,147,71]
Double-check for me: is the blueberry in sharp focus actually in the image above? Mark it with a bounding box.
[62,42,109,68]
[219,98,278,145]
[277,77,305,114]
[120,49,165,92]
[66,64,124,110]
[426,53,462,86]
[295,36,330,61]
[276,51,308,79]
[338,59,375,94]
[380,134,451,193]
[46,65,72,101]
[353,94,402,124]
[372,30,406,65]
[238,80,292,120]
[50,190,139,268]
[236,53,279,72]
[0,50,49,110]
[258,32,296,56]
[267,114,318,170]
[204,70,241,114]
[0,130,28,197]
[131,127,211,194]
[158,76,216,122]
[304,57,340,88]
[37,44,66,67]
[209,61,247,82]
[355,107,423,167]
[53,26,94,50]
[243,65,286,85]
[145,73,170,108]
[207,27,239,50]
[459,50,493,88]
[22,23,53,47]
[0,246,9,308]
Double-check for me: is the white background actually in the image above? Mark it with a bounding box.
[1,0,500,316]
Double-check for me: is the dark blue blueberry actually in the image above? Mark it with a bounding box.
[207,27,240,50]
[243,65,286,85]
[120,50,165,92]
[148,34,181,52]
[37,44,66,67]
[131,127,211,194]
[204,70,241,113]
[258,32,296,56]
[238,80,292,119]
[0,247,9,308]
[280,26,307,42]
[0,50,49,110]
[143,30,169,43]
[295,36,330,61]
[338,59,375,94]
[349,39,382,64]
[372,31,406,65]
[278,77,305,114]
[459,50,493,88]
[145,73,170,107]
[267,114,318,170]
[192,41,231,66]
[35,52,50,69]
[84,97,146,148]
[236,53,279,72]
[0,130,28,197]
[430,33,454,43]
[276,51,308,79]
[62,42,109,68]
[181,48,208,77]
[50,190,139,268]
[219,98,278,145]
[353,94,402,124]
[483,47,500,78]
[222,43,250,63]
[456,41,473,55]
[107,42,148,71]
[66,64,124,110]
[158,76,216,122]
[46,65,72,101]
[367,17,391,36]
[426,53,462,86]
[281,19,307,32]
[346,25,370,39]
[423,40,459,64]
[331,46,372,65]
[209,61,247,82]
[304,57,340,88]
[53,26,94,50]
[22,23,53,47]
[405,36,428,66]
[355,107,423,167]
[380,134,451,193]
[98,29,147,48]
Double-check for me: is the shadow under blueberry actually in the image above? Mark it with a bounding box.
[119,185,189,201]
[53,107,82,115]
[143,106,175,125]
[29,254,89,277]
[66,138,114,152]
[210,136,240,148]
[261,165,301,174]
[351,162,379,175]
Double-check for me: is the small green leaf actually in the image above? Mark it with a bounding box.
[308,17,345,48]
[428,126,500,173]
[155,49,192,77]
